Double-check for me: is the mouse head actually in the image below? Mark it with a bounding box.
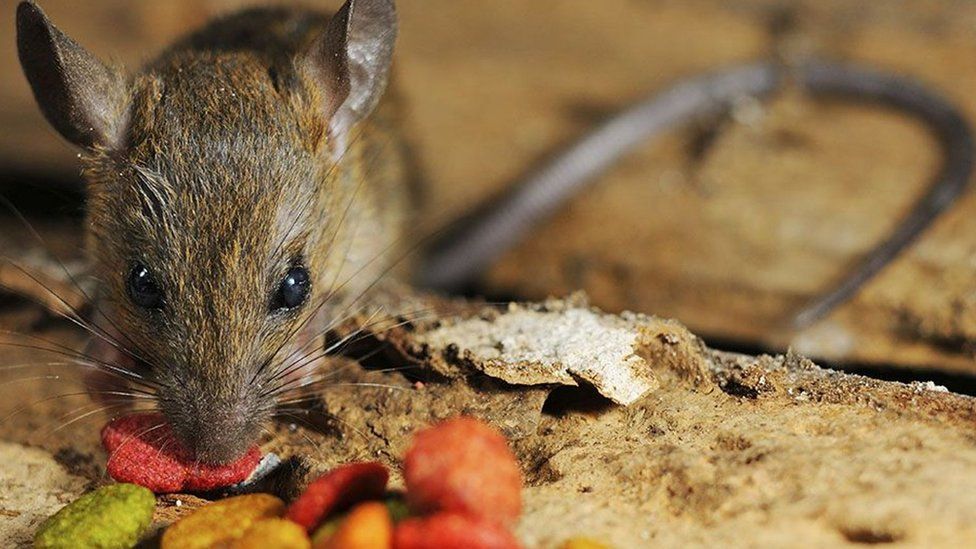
[16,0,397,463]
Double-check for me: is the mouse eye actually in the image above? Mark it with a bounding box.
[272,266,311,311]
[127,263,163,309]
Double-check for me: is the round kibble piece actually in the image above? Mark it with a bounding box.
[316,502,391,549]
[311,515,346,547]
[34,483,155,549]
[404,417,522,525]
[101,413,262,493]
[393,512,521,549]
[383,494,411,523]
[161,493,285,549]
[286,462,389,532]
[232,518,311,549]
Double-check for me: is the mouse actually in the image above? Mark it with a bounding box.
[15,0,973,466]
[16,0,412,464]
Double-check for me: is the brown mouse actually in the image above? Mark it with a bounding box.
[16,0,412,463]
[16,0,973,466]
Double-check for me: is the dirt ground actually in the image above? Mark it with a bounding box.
[5,290,976,547]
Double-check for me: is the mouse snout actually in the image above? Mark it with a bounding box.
[161,393,264,464]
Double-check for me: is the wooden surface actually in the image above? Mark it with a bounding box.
[3,0,976,373]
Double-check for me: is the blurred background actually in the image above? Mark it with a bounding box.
[2,0,976,386]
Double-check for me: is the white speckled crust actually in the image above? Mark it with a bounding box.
[0,441,88,547]
[418,303,658,405]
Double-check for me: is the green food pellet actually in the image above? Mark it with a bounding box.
[34,483,155,549]
[384,494,411,522]
[310,513,345,546]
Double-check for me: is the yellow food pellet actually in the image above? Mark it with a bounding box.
[315,502,391,549]
[232,518,311,549]
[161,494,285,549]
[559,537,611,549]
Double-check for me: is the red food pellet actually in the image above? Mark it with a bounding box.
[393,512,522,549]
[403,417,522,526]
[285,462,390,532]
[101,413,262,493]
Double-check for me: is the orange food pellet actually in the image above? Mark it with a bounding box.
[404,417,522,526]
[316,502,392,549]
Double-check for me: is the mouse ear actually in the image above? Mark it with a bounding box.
[16,1,128,150]
[298,0,397,157]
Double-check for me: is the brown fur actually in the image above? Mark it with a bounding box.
[18,2,412,462]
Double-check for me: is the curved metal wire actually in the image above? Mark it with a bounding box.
[417,60,975,329]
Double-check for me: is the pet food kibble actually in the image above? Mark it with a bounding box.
[161,493,284,549]
[286,462,389,531]
[101,413,262,493]
[311,515,345,547]
[393,512,522,549]
[404,417,522,525]
[34,483,155,549]
[232,518,311,549]
[384,495,411,523]
[314,501,392,549]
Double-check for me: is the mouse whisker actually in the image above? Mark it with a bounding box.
[152,435,180,469]
[0,328,154,380]
[0,360,80,372]
[102,417,168,468]
[274,409,373,447]
[0,389,155,432]
[262,359,400,401]
[0,358,153,383]
[266,415,322,450]
[255,302,376,386]
[0,341,160,392]
[26,402,152,450]
[0,374,79,390]
[275,303,441,374]
[264,307,386,386]
[262,308,437,393]
[265,362,419,403]
[49,399,154,436]
[266,296,438,383]
[0,257,156,371]
[275,382,411,408]
[257,128,408,381]
[0,194,164,372]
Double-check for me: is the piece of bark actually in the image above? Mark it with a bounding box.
[412,297,660,405]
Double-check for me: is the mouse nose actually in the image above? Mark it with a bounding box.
[184,425,251,464]
[168,405,259,464]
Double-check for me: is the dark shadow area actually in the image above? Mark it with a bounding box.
[0,171,84,218]
[542,384,614,418]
